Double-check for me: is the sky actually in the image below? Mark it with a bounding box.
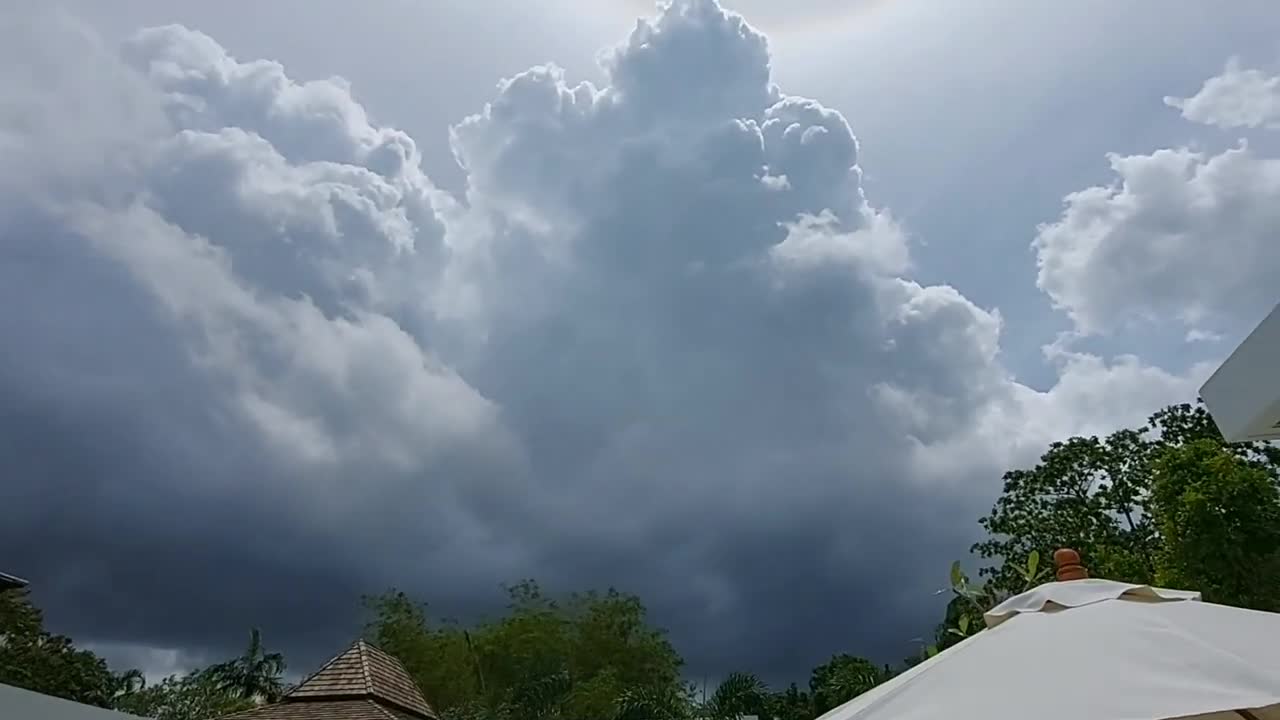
[2,0,1280,688]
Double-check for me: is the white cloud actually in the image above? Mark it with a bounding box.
[72,203,505,475]
[1165,57,1280,130]
[897,349,1211,490]
[0,10,167,202]
[1034,58,1280,339]
[1034,143,1280,336]
[0,0,1216,676]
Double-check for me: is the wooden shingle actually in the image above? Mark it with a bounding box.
[219,640,435,720]
[222,698,418,720]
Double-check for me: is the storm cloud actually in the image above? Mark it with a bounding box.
[1,0,1212,684]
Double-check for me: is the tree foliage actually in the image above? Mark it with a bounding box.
[364,580,895,720]
[0,584,280,719]
[803,654,891,716]
[0,586,140,708]
[204,627,288,704]
[1149,439,1280,609]
[973,402,1280,605]
[364,580,688,720]
[931,402,1280,652]
[763,682,813,720]
[113,668,256,720]
[703,671,768,720]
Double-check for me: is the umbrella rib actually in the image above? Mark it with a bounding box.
[1236,710,1262,720]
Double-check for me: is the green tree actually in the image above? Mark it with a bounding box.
[975,429,1160,595]
[764,682,811,720]
[205,627,287,704]
[1150,439,1280,610]
[0,586,141,708]
[364,580,687,720]
[807,654,889,716]
[614,683,694,720]
[971,402,1280,610]
[973,403,1278,596]
[113,669,255,720]
[701,672,767,720]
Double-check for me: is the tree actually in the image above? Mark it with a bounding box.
[205,627,287,704]
[0,586,141,708]
[972,402,1280,610]
[701,672,767,720]
[975,429,1160,595]
[614,683,694,720]
[113,669,255,720]
[364,580,687,720]
[807,654,890,716]
[1150,439,1280,611]
[764,682,811,720]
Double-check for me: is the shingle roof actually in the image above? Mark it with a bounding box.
[218,641,436,720]
[221,698,420,720]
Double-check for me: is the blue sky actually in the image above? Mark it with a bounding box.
[3,0,1279,685]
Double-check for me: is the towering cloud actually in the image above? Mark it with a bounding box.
[0,1,1206,680]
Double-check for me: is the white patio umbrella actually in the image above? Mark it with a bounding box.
[818,550,1280,720]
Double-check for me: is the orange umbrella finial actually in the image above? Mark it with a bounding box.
[1053,548,1089,581]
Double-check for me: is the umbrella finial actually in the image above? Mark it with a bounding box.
[1053,548,1088,581]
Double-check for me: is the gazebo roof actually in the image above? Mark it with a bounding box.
[221,640,436,720]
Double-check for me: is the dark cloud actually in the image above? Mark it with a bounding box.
[0,1,1202,685]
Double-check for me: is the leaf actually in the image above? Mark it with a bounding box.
[1026,550,1040,582]
[957,615,970,635]
[949,561,965,590]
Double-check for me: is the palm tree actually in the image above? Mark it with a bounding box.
[207,628,286,704]
[112,668,146,698]
[614,684,694,720]
[702,672,767,720]
[809,654,888,715]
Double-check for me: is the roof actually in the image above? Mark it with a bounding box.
[222,698,421,720]
[0,683,150,720]
[221,641,436,720]
[0,571,28,590]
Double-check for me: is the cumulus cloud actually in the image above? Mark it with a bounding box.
[1165,57,1280,130]
[1035,144,1280,335]
[1036,58,1280,338]
[1,0,1208,682]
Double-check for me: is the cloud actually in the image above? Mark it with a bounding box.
[1034,142,1280,337]
[1036,59,1280,340]
[1,1,1209,684]
[81,641,209,685]
[1165,57,1280,130]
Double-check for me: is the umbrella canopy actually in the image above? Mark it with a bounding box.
[819,557,1280,720]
